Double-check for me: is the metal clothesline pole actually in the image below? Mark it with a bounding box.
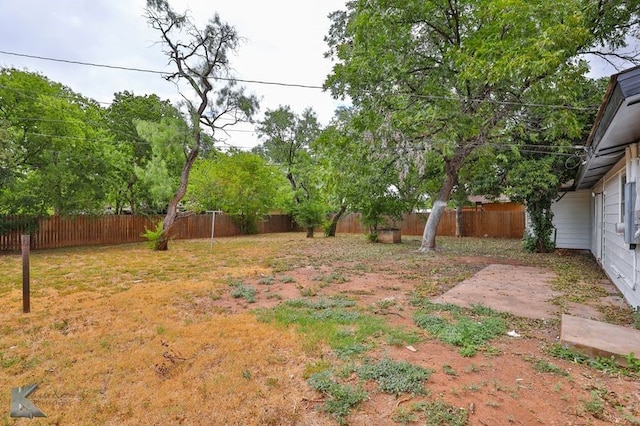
[206,210,223,250]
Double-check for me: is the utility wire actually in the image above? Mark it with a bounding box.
[1,49,601,110]
[0,50,325,90]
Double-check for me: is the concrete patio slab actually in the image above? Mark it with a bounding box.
[432,264,561,319]
[560,314,640,366]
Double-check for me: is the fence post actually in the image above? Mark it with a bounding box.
[21,234,30,313]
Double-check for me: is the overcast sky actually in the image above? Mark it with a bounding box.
[0,0,348,150]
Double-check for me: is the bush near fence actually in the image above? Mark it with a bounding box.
[0,210,524,252]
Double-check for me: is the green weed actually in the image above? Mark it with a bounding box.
[411,400,468,426]
[228,280,256,303]
[413,303,506,356]
[357,358,432,395]
[523,355,569,376]
[307,371,367,424]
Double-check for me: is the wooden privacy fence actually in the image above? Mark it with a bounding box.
[336,211,525,239]
[0,211,524,252]
[0,214,296,252]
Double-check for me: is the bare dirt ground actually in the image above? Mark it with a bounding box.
[0,234,639,425]
[192,239,639,425]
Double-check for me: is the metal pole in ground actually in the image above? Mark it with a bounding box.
[21,234,30,313]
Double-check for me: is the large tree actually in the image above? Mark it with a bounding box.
[0,68,116,215]
[104,91,180,214]
[325,0,640,251]
[256,106,325,237]
[186,151,290,233]
[145,0,258,250]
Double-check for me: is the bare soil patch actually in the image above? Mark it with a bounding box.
[0,234,638,425]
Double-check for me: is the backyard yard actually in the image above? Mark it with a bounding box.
[0,233,638,425]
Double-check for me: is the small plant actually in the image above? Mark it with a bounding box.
[443,364,458,376]
[582,390,606,420]
[299,286,318,297]
[312,271,349,285]
[307,371,368,424]
[357,358,432,395]
[279,275,297,284]
[140,220,164,250]
[527,357,569,376]
[257,275,275,285]
[228,280,256,303]
[302,360,332,379]
[411,400,468,426]
[392,407,417,424]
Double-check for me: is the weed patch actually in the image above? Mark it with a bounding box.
[357,358,432,395]
[406,400,468,426]
[307,370,367,424]
[413,302,506,356]
[228,279,256,303]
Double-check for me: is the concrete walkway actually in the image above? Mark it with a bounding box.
[560,314,640,366]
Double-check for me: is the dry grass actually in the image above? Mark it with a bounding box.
[0,233,636,425]
[0,236,316,425]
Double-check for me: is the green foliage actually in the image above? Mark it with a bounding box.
[104,91,180,214]
[291,199,326,231]
[357,358,432,395]
[187,152,291,233]
[141,221,164,250]
[0,68,116,215]
[307,370,368,424]
[324,0,639,249]
[413,302,506,356]
[256,106,329,237]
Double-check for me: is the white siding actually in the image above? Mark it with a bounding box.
[599,161,640,308]
[552,190,592,250]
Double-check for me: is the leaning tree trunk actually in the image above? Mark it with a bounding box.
[155,134,201,251]
[419,156,465,252]
[326,204,347,237]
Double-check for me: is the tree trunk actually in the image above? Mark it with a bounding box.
[326,204,347,237]
[155,134,201,251]
[306,226,314,238]
[455,206,463,238]
[419,154,466,252]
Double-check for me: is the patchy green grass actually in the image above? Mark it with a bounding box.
[256,295,418,358]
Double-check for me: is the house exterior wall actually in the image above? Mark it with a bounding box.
[597,157,640,308]
[551,190,592,250]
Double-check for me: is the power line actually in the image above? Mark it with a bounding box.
[1,50,601,111]
[0,50,325,90]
